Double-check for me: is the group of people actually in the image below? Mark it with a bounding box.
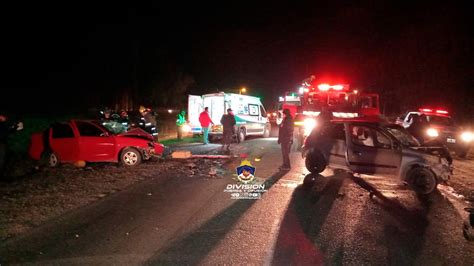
[192,106,295,170]
[101,106,158,139]
[197,107,236,151]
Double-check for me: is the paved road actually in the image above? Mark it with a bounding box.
[1,137,473,265]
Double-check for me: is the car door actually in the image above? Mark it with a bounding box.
[74,121,116,162]
[344,123,402,176]
[49,122,79,162]
[326,123,349,170]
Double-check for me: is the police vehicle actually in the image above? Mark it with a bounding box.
[396,108,473,157]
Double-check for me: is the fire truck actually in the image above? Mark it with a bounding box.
[279,76,381,150]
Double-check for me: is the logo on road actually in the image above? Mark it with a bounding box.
[236,159,256,184]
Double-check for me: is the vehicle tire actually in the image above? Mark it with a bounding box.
[407,167,438,195]
[45,152,60,168]
[120,148,142,167]
[238,128,246,143]
[262,124,271,138]
[305,150,326,174]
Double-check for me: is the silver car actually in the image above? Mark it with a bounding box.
[302,119,453,194]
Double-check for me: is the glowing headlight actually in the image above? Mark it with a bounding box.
[426,128,439,137]
[304,118,317,135]
[461,132,474,142]
[182,124,191,133]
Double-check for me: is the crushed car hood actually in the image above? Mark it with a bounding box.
[118,128,154,141]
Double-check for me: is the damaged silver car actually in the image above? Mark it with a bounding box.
[302,119,453,194]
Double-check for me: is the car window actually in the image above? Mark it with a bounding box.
[426,115,453,126]
[249,104,259,116]
[259,105,266,117]
[52,123,74,138]
[350,125,375,147]
[331,124,346,141]
[375,131,391,149]
[76,121,105,137]
[386,126,420,147]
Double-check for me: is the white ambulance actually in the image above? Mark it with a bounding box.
[188,92,271,142]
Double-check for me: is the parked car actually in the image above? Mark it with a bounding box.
[396,108,472,157]
[302,118,453,194]
[29,120,164,167]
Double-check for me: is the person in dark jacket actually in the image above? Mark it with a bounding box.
[0,114,22,178]
[407,113,428,144]
[278,109,294,170]
[220,108,236,151]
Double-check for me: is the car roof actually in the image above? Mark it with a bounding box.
[331,116,387,124]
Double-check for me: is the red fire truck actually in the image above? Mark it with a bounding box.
[279,76,381,150]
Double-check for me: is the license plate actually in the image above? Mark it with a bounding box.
[447,138,456,143]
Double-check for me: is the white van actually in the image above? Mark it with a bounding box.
[188,92,271,142]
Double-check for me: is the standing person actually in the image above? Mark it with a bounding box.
[176,110,186,141]
[407,113,428,144]
[220,108,236,151]
[0,114,22,178]
[139,105,158,141]
[199,107,214,144]
[278,109,294,171]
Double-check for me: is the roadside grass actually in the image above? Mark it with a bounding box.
[160,136,203,146]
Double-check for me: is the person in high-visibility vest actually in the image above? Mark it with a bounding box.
[176,110,186,140]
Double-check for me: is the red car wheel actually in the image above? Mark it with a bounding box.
[121,148,142,166]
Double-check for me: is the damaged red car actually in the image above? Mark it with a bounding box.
[29,120,164,167]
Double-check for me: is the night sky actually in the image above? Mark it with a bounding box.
[1,2,473,117]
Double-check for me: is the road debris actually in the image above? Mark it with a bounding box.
[171,150,192,159]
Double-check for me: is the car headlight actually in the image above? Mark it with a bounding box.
[426,128,439,137]
[461,131,474,142]
[304,118,317,136]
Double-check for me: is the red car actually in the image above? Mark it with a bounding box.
[29,120,164,167]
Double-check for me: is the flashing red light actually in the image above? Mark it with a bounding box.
[332,85,344,91]
[318,84,330,91]
[419,108,433,113]
[436,110,448,114]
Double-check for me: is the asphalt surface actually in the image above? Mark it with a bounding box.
[1,137,473,265]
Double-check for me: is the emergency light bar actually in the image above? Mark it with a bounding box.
[317,84,346,91]
[302,111,321,116]
[419,108,449,115]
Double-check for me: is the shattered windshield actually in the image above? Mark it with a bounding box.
[386,126,420,147]
[95,121,128,135]
[426,115,453,126]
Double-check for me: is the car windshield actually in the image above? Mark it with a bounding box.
[426,115,453,126]
[385,125,420,147]
[94,121,127,135]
